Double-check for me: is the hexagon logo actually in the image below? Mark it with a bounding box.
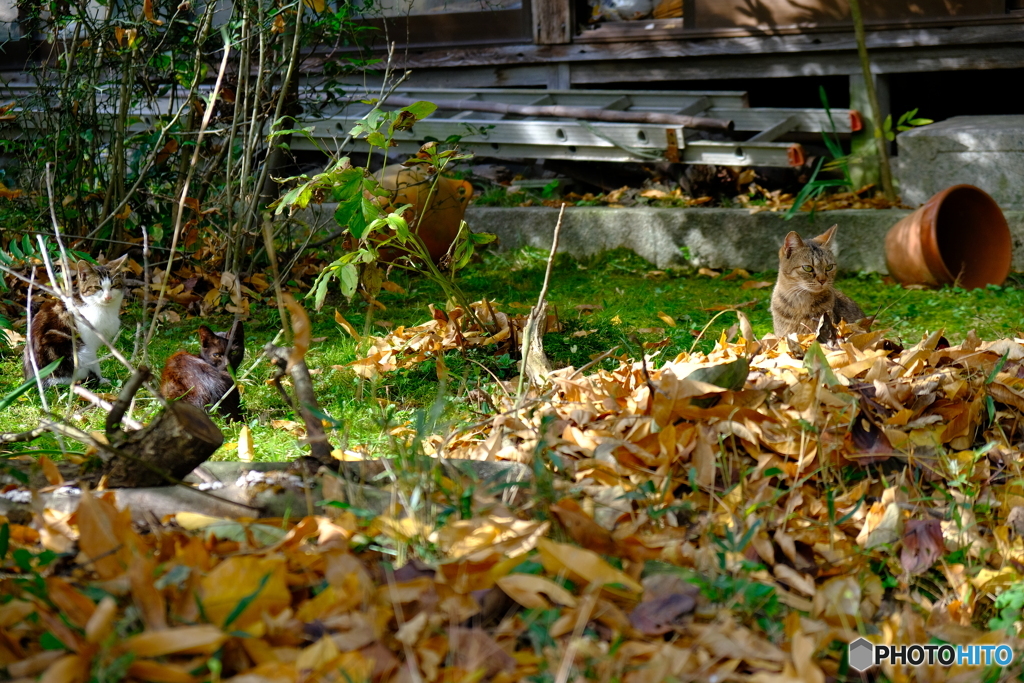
[848,638,874,672]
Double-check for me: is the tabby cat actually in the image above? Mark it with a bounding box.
[770,225,864,340]
[23,256,129,387]
[160,322,244,422]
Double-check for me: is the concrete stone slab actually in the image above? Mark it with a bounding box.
[896,116,1024,209]
[300,204,1023,273]
[464,206,1024,273]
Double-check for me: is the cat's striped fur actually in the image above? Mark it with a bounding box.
[770,225,863,341]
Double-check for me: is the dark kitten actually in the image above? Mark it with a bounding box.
[770,225,864,341]
[160,324,243,422]
[23,256,128,388]
[216,319,244,373]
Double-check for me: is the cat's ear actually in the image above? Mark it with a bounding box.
[75,259,95,276]
[228,319,244,343]
[105,254,129,273]
[782,231,804,258]
[811,224,838,248]
[198,325,217,346]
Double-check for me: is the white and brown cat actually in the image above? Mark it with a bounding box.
[23,256,128,387]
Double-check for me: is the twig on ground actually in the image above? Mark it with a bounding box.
[72,385,143,431]
[516,202,565,403]
[106,366,151,435]
[1,427,48,444]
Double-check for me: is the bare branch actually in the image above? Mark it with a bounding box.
[107,366,152,434]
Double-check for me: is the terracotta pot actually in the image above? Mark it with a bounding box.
[885,184,1011,290]
[379,164,473,264]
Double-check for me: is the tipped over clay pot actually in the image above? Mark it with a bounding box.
[885,184,1011,289]
[379,164,473,265]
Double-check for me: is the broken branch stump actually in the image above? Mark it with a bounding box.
[265,342,335,465]
[99,367,224,488]
[102,401,224,487]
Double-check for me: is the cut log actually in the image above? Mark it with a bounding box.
[101,401,224,488]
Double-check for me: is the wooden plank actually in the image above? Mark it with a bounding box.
[532,0,572,45]
[690,0,1004,31]
[568,45,1024,83]
[372,20,1024,71]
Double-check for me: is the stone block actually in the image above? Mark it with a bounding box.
[897,116,1024,209]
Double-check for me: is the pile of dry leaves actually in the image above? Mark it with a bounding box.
[345,300,560,381]
[5,312,1024,682]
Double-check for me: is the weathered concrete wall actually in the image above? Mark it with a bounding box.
[897,116,1024,209]
[464,207,1024,273]
[299,204,1024,273]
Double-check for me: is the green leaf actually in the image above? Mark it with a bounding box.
[784,157,826,221]
[986,351,1010,384]
[683,357,749,391]
[338,264,359,300]
[361,195,383,226]
[469,231,497,245]
[346,209,368,240]
[362,175,390,197]
[332,168,364,202]
[385,213,411,241]
[909,118,933,126]
[223,573,271,629]
[452,240,473,270]
[366,131,388,149]
[9,240,23,259]
[349,108,385,138]
[883,114,892,133]
[311,272,331,311]
[40,631,67,650]
[333,194,361,229]
[1,358,63,411]
[803,342,840,387]
[267,126,316,139]
[0,523,8,561]
[401,101,438,121]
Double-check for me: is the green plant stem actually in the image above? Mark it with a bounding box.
[848,0,896,202]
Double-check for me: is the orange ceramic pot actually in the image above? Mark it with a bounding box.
[379,164,473,265]
[885,184,1011,289]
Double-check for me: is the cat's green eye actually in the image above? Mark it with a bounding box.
[825,264,835,271]
[802,265,814,273]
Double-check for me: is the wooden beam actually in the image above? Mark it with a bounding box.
[567,45,1024,83]
[532,0,572,45]
[316,41,1024,89]
[376,21,1024,71]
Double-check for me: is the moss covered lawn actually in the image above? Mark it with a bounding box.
[4,247,1024,463]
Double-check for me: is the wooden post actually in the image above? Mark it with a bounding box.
[531,0,572,45]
